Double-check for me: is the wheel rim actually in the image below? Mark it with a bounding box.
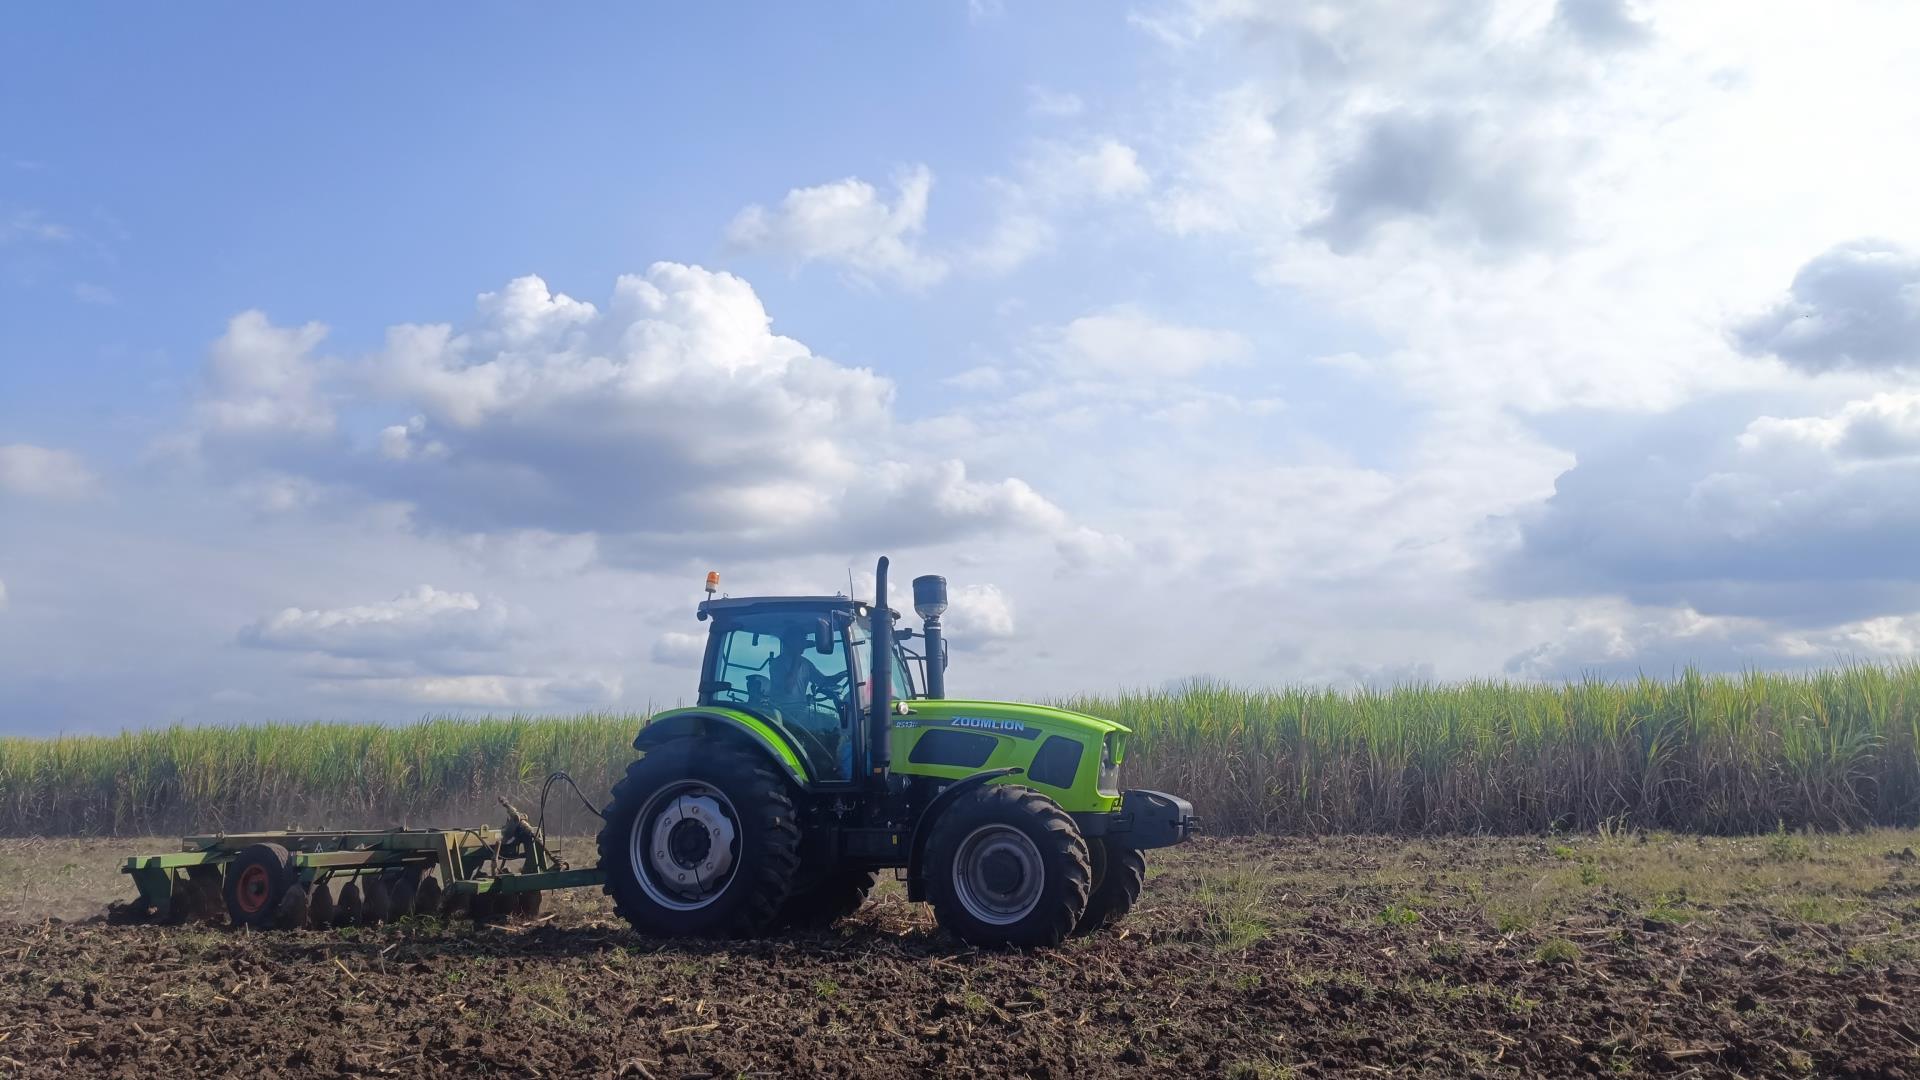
[235,863,273,914]
[628,781,741,911]
[953,824,1045,925]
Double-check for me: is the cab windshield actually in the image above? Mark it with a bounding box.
[848,614,916,704]
[701,611,854,780]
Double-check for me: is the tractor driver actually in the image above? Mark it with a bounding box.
[769,625,835,704]
[765,623,853,776]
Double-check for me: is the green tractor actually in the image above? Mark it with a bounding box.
[596,556,1195,947]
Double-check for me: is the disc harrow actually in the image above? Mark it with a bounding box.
[112,799,603,930]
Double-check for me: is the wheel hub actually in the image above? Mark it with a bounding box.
[953,824,1045,926]
[235,864,272,914]
[667,818,713,867]
[980,850,1025,894]
[630,784,739,910]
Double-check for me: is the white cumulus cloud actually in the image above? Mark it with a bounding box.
[240,585,512,657]
[1042,308,1247,378]
[726,166,947,288]
[1740,392,1920,461]
[184,264,1079,564]
[194,311,334,437]
[944,583,1016,649]
[1733,240,1920,374]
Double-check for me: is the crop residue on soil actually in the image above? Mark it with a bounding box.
[3,833,1918,1078]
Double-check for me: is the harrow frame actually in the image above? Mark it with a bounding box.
[119,801,606,925]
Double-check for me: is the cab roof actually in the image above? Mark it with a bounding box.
[695,595,900,621]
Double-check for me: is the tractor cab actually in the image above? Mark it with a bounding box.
[694,596,914,783]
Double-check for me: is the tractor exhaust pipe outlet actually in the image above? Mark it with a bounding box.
[869,556,894,783]
[912,574,948,699]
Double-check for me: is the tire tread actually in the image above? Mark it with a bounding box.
[926,784,1090,948]
[1073,841,1146,935]
[596,739,802,938]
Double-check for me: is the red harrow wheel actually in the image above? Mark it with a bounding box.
[222,843,295,930]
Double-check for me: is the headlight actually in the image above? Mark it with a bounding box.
[1097,733,1120,794]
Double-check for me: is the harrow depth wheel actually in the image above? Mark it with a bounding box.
[222,843,296,930]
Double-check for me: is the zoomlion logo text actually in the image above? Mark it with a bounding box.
[951,716,1028,735]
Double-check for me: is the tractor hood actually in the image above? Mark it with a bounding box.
[903,699,1130,741]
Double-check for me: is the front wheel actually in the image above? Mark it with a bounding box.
[926,785,1090,948]
[597,739,802,938]
[1073,839,1146,935]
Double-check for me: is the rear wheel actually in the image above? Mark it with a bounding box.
[1073,840,1146,935]
[597,739,801,938]
[223,843,295,930]
[926,785,1090,948]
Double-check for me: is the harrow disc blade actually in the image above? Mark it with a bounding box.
[333,881,363,927]
[274,884,309,930]
[389,876,418,920]
[307,880,334,929]
[363,877,392,927]
[106,897,157,925]
[414,875,444,919]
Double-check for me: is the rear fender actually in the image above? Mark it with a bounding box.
[633,709,811,788]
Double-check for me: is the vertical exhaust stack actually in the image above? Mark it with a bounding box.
[868,556,894,784]
[912,574,948,699]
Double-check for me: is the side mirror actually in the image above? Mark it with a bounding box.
[815,618,835,655]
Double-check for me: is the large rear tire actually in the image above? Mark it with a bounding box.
[926,785,1090,948]
[597,739,801,938]
[1073,840,1146,935]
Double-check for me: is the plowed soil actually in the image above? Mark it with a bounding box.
[3,832,1919,1078]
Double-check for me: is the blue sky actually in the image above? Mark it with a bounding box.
[4,1,1920,733]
